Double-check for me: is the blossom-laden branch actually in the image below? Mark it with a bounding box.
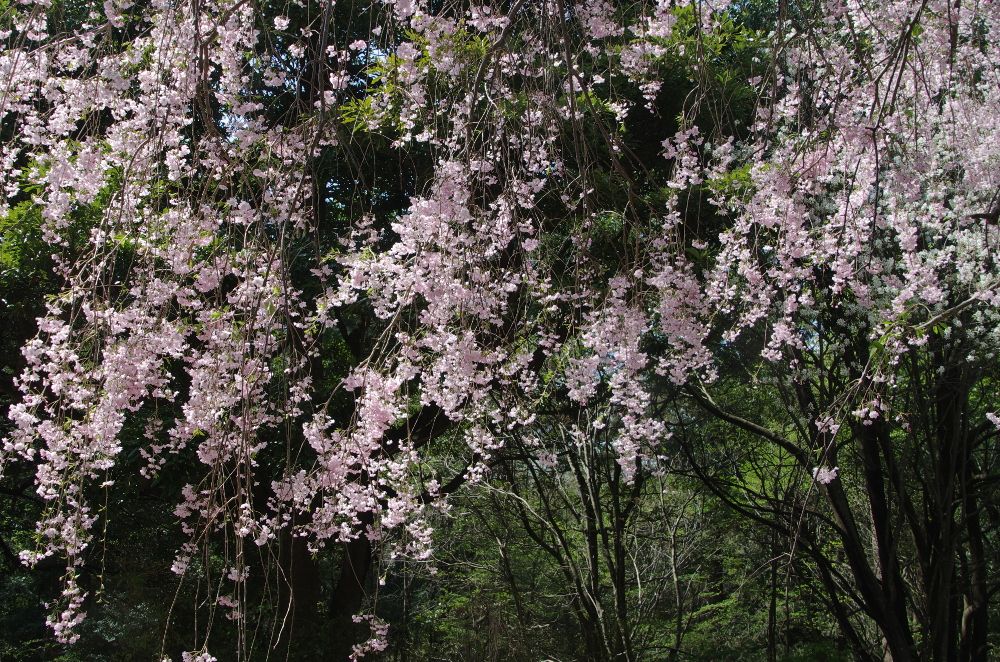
[1,0,998,656]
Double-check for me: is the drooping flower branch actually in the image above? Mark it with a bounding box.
[1,0,998,656]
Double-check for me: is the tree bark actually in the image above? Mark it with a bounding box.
[329,526,373,660]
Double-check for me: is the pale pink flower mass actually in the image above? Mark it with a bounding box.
[0,0,998,655]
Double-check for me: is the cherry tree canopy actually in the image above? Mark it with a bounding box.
[1,0,998,657]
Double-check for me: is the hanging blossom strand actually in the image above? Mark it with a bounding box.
[1,0,999,655]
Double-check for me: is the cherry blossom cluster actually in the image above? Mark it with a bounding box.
[1,0,998,655]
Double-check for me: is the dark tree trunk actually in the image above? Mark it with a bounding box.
[329,532,373,660]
